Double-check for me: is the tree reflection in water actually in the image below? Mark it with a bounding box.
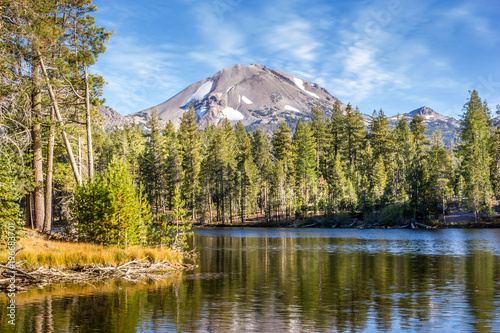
[1,229,500,332]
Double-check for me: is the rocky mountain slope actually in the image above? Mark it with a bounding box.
[127,63,357,133]
[97,106,129,129]
[387,106,460,144]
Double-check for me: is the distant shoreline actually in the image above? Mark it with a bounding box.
[193,220,500,229]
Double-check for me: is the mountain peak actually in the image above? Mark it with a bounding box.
[408,106,438,117]
[127,63,344,133]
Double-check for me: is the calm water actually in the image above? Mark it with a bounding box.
[2,228,500,332]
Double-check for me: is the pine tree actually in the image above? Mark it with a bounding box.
[329,156,347,212]
[368,108,392,163]
[140,109,165,217]
[328,101,346,162]
[345,106,367,179]
[458,90,494,221]
[371,155,388,206]
[2,0,110,231]
[391,116,414,202]
[293,119,317,210]
[251,129,273,218]
[234,122,257,222]
[408,114,431,220]
[71,157,152,246]
[178,106,201,219]
[429,131,453,222]
[310,105,330,177]
[164,121,182,210]
[272,122,296,221]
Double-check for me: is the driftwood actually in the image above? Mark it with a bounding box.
[0,264,40,281]
[414,222,431,229]
[0,257,195,289]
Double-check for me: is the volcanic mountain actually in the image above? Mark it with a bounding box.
[127,63,359,133]
[98,64,461,143]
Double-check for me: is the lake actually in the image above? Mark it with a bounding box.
[1,228,500,332]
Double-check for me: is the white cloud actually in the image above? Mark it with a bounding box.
[264,19,322,63]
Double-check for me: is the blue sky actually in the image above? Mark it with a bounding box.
[91,0,500,118]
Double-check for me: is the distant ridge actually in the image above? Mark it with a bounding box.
[97,64,461,142]
[97,106,129,129]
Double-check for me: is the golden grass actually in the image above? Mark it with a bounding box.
[1,232,184,269]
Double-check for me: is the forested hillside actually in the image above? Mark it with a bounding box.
[93,94,500,225]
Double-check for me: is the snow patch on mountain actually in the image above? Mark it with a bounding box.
[242,96,253,105]
[186,81,213,105]
[293,77,319,99]
[285,105,300,112]
[222,107,244,120]
[196,106,208,117]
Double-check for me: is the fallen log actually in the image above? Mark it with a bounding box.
[0,264,40,281]
[0,259,195,289]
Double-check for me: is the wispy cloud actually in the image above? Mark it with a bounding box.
[263,19,322,63]
[185,3,248,70]
[93,36,185,114]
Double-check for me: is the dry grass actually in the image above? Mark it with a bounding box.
[1,231,184,269]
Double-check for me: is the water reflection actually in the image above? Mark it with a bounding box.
[1,229,500,332]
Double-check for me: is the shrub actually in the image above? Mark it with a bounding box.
[379,203,406,226]
[332,211,351,225]
[70,157,152,247]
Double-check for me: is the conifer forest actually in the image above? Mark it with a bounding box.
[2,1,500,247]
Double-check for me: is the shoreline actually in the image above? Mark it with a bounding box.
[0,229,195,290]
[192,219,500,229]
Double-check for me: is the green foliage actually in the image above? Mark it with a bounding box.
[331,211,351,226]
[70,157,152,246]
[379,203,407,226]
[459,90,494,220]
[178,106,201,216]
[293,119,317,203]
[155,187,193,250]
[0,159,23,245]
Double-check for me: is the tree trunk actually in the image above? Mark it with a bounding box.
[84,65,94,180]
[78,132,82,180]
[32,61,45,231]
[25,193,33,229]
[208,185,213,224]
[442,196,446,223]
[44,107,56,233]
[38,54,82,185]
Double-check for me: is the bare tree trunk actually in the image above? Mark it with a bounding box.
[78,131,82,180]
[44,107,56,233]
[38,53,82,185]
[25,193,33,229]
[84,65,94,180]
[32,61,45,231]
